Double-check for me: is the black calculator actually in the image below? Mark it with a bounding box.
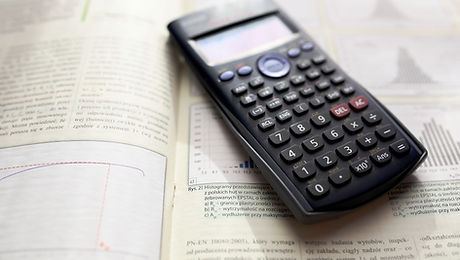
[168,0,427,223]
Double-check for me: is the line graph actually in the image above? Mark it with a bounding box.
[0,141,166,259]
[0,161,145,182]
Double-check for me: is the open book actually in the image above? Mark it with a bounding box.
[1,0,460,259]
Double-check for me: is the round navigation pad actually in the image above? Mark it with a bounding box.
[257,54,290,78]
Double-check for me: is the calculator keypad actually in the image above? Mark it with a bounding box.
[222,38,419,211]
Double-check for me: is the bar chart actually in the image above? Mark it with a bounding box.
[188,104,264,185]
[389,104,460,182]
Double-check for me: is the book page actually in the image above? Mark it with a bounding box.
[0,0,182,259]
[170,0,460,259]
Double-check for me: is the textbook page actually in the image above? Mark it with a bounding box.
[169,0,460,259]
[0,0,181,259]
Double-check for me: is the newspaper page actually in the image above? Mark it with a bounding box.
[169,0,460,259]
[0,0,181,259]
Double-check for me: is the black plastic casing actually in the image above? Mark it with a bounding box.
[167,0,427,223]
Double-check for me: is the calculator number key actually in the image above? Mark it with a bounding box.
[316,151,338,169]
[336,142,358,160]
[281,145,303,163]
[311,113,331,127]
[290,120,311,137]
[269,129,290,146]
[329,169,351,186]
[323,127,344,143]
[293,161,316,180]
[303,136,324,153]
[307,181,330,198]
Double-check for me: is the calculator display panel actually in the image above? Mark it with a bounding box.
[195,15,293,64]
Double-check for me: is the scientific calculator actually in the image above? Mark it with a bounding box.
[168,0,427,223]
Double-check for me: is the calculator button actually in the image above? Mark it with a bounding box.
[306,69,321,80]
[316,151,338,169]
[376,125,396,140]
[311,112,331,127]
[321,65,335,75]
[330,103,351,119]
[323,127,344,143]
[293,103,309,115]
[309,96,325,108]
[266,98,282,111]
[329,169,351,186]
[290,75,306,86]
[299,86,315,97]
[315,80,330,91]
[307,181,330,198]
[325,90,340,102]
[341,85,355,96]
[297,59,311,70]
[269,129,290,146]
[362,111,382,126]
[281,145,303,163]
[274,81,289,92]
[357,133,378,150]
[301,42,314,52]
[312,55,326,65]
[276,109,293,123]
[257,87,273,99]
[231,84,247,96]
[343,118,364,134]
[290,120,311,137]
[219,70,234,81]
[390,139,410,156]
[249,106,265,119]
[249,76,264,88]
[287,48,301,58]
[303,136,324,153]
[257,54,291,78]
[237,65,252,76]
[240,94,257,106]
[330,75,345,85]
[350,158,372,175]
[370,148,392,166]
[336,141,358,160]
[293,161,316,180]
[258,118,275,131]
[283,92,299,104]
[349,95,369,111]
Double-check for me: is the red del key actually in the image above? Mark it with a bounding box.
[349,95,369,111]
[330,103,350,119]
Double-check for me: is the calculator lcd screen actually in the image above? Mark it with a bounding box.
[195,15,293,64]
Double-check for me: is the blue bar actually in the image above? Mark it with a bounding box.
[245,160,249,168]
[239,163,243,168]
[249,158,254,168]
